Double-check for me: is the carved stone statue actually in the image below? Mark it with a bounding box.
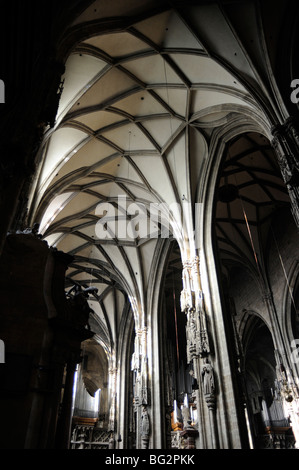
[131,351,140,372]
[141,406,150,449]
[186,309,197,363]
[131,334,141,371]
[141,384,148,405]
[198,327,210,356]
[201,358,215,396]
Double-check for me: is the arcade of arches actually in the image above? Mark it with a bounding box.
[0,0,299,450]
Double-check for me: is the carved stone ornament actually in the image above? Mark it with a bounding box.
[186,308,210,363]
[201,358,216,399]
[181,257,210,361]
[271,121,299,227]
[186,309,197,363]
[180,260,193,312]
[19,222,43,238]
[140,406,150,449]
[131,334,141,372]
[132,328,150,406]
[180,289,194,313]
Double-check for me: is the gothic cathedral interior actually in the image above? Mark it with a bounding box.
[0,0,299,450]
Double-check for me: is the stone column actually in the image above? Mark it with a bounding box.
[181,256,218,449]
[201,358,219,449]
[193,358,207,448]
[274,349,299,448]
[41,346,67,449]
[271,118,299,228]
[26,355,65,449]
[131,327,150,449]
[108,365,117,434]
[55,360,78,449]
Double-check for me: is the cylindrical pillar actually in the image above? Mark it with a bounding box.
[55,361,77,449]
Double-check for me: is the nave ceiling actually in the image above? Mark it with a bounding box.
[26,0,295,358]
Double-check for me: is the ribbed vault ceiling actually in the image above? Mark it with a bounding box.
[215,132,290,280]
[28,1,290,357]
